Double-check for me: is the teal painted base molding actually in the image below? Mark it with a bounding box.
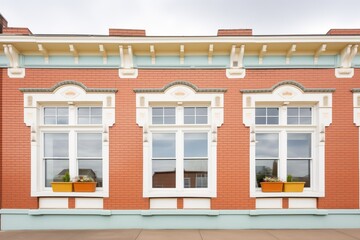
[1,209,360,230]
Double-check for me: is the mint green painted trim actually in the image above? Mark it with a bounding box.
[2,209,360,230]
[0,54,9,66]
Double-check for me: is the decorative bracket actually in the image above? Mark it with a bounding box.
[69,44,79,64]
[150,45,155,64]
[286,44,296,64]
[314,44,326,64]
[226,45,246,78]
[119,45,138,78]
[99,44,107,64]
[259,44,267,64]
[3,44,25,78]
[37,44,49,64]
[208,44,213,64]
[180,45,185,64]
[335,44,358,78]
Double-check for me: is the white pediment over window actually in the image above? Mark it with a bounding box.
[134,81,226,128]
[241,81,335,127]
[20,80,117,127]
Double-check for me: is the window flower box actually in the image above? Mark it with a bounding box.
[260,176,283,192]
[51,182,73,192]
[73,175,97,192]
[283,182,305,192]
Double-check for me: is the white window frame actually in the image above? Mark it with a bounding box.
[21,81,116,197]
[242,81,334,198]
[352,89,360,209]
[135,81,225,198]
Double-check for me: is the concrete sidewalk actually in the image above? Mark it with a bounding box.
[1,229,360,240]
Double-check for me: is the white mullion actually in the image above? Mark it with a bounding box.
[279,130,287,181]
[177,130,184,190]
[69,130,76,180]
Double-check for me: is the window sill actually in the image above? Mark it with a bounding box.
[251,190,324,198]
[31,190,108,198]
[144,189,216,198]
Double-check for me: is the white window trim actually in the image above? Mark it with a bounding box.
[21,81,116,197]
[135,81,225,198]
[352,90,360,209]
[242,81,334,198]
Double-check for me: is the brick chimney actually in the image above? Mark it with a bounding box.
[327,29,360,35]
[0,14,8,33]
[109,28,146,37]
[217,29,252,36]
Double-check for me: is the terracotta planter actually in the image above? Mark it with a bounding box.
[283,182,305,192]
[260,182,283,192]
[73,182,97,192]
[51,182,73,192]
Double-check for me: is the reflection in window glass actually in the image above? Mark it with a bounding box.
[255,160,278,187]
[44,107,69,125]
[184,133,208,188]
[44,133,69,187]
[255,133,279,158]
[287,107,312,125]
[152,133,176,188]
[152,107,175,124]
[184,107,208,124]
[78,107,102,124]
[77,133,102,158]
[255,108,279,125]
[78,159,103,187]
[288,160,310,187]
[287,133,311,158]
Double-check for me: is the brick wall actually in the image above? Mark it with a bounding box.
[1,68,359,209]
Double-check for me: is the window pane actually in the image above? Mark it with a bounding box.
[256,160,278,187]
[78,117,90,124]
[164,107,175,115]
[184,133,208,158]
[255,133,279,158]
[196,107,208,115]
[300,108,311,116]
[78,159,102,187]
[152,116,163,124]
[152,133,176,158]
[300,117,312,124]
[45,159,69,187]
[57,107,69,116]
[287,160,310,187]
[44,116,56,124]
[255,117,266,125]
[57,116,69,125]
[44,133,69,157]
[184,107,195,115]
[152,160,176,188]
[287,133,311,158]
[78,107,90,116]
[91,107,102,116]
[77,133,102,158]
[196,116,208,124]
[267,108,278,116]
[184,116,195,124]
[255,108,266,116]
[44,107,56,115]
[91,117,102,124]
[287,108,298,116]
[164,116,175,124]
[267,117,279,125]
[287,117,298,125]
[184,160,208,188]
[152,107,163,116]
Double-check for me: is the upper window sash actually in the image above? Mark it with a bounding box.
[255,107,279,125]
[152,107,176,125]
[44,107,69,125]
[184,107,208,124]
[78,107,103,125]
[255,107,313,126]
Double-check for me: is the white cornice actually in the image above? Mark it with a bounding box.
[1,35,360,44]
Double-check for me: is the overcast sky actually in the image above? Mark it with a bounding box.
[1,0,360,36]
